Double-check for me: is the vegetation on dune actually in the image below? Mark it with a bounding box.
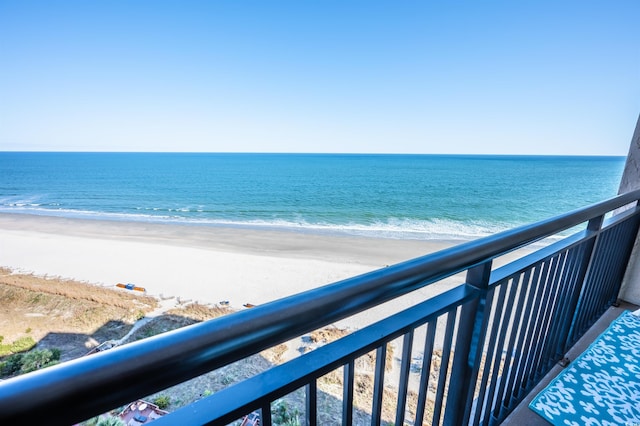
[1,348,61,377]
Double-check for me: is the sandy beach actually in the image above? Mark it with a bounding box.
[0,214,468,323]
[0,212,541,334]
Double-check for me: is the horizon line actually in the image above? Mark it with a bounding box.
[0,150,628,158]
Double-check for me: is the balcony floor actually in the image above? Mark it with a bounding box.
[502,300,639,425]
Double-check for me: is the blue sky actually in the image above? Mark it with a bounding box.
[0,1,638,155]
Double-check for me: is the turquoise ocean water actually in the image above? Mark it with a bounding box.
[0,152,626,241]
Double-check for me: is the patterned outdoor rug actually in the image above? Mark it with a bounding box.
[529,310,640,425]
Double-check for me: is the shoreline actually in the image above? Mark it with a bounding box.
[0,212,463,264]
[0,213,463,319]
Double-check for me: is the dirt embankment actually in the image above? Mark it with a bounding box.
[0,269,248,415]
[0,268,159,360]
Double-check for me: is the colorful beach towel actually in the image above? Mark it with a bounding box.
[529,311,640,426]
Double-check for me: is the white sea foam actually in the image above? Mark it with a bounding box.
[0,205,510,240]
[0,203,583,245]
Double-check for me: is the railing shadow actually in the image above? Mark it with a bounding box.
[37,320,131,360]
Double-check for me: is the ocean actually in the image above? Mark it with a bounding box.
[0,152,626,241]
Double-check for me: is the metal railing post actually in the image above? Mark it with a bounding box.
[443,261,492,426]
[554,215,603,359]
[305,381,317,426]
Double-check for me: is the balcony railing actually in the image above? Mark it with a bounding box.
[1,191,640,425]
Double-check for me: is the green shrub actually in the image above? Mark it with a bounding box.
[10,336,36,353]
[272,400,300,426]
[153,395,171,410]
[95,416,126,426]
[20,349,60,374]
[50,348,61,361]
[1,353,24,376]
[0,344,12,357]
[84,416,99,426]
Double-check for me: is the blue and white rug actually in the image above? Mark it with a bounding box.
[529,310,640,426]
